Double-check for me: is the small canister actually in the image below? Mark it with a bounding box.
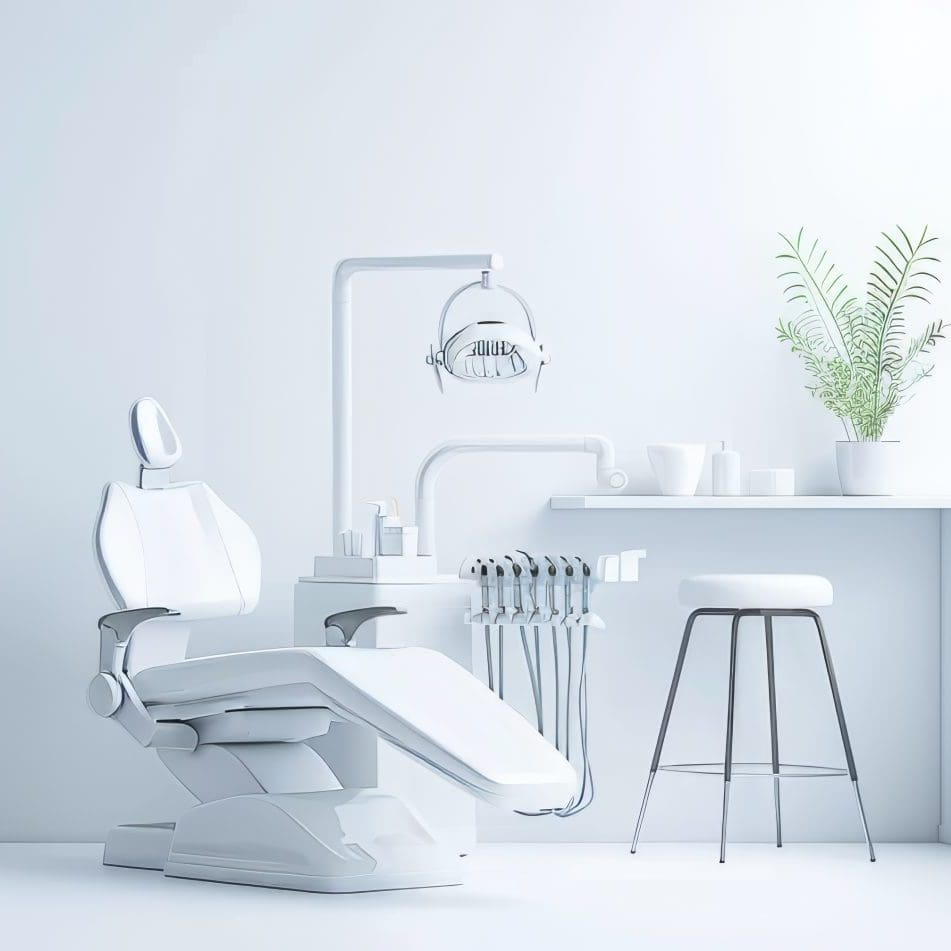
[749,468,795,496]
[381,525,419,556]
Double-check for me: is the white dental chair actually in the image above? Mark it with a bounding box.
[88,397,576,893]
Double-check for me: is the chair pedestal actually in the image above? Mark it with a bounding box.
[164,789,463,893]
[105,790,463,893]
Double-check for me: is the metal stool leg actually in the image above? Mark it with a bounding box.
[630,610,702,853]
[720,612,741,863]
[764,614,782,847]
[811,611,876,862]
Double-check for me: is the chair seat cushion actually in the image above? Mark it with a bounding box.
[132,646,576,812]
[679,573,833,609]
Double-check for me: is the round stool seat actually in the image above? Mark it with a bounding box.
[679,574,833,609]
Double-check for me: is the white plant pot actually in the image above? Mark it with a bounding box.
[647,443,706,496]
[835,441,900,496]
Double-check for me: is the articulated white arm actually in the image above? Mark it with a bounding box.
[414,435,628,558]
[332,254,503,554]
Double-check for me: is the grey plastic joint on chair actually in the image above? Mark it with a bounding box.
[90,607,197,751]
[98,607,177,674]
[324,606,407,647]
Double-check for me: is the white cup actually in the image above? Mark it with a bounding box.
[647,443,706,496]
[749,468,795,496]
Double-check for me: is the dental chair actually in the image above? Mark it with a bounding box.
[87,397,576,893]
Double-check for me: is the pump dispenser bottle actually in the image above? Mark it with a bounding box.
[712,441,741,496]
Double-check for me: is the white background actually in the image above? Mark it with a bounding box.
[1,0,949,842]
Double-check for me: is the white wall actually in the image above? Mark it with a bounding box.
[942,511,951,844]
[1,0,949,842]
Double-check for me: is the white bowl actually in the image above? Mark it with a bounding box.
[647,443,706,496]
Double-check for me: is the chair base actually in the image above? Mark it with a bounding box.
[106,789,464,893]
[103,822,175,871]
[165,860,461,893]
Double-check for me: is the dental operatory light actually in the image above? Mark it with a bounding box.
[427,269,549,392]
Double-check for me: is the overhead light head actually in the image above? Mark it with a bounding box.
[427,271,549,392]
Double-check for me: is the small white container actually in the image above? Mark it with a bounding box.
[749,468,795,496]
[381,525,419,557]
[712,441,741,496]
[647,443,706,496]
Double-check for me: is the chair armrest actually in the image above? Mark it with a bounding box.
[90,606,196,751]
[324,606,406,647]
[98,606,176,636]
[98,607,179,674]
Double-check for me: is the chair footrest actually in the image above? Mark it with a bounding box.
[658,762,848,778]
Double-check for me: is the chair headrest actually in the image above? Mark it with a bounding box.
[129,397,182,469]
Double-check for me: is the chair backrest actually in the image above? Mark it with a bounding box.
[94,398,261,622]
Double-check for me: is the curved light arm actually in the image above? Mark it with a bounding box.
[332,254,503,554]
[414,435,629,558]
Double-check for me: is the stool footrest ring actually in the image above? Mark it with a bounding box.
[658,762,848,778]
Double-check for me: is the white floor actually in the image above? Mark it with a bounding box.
[3,843,950,950]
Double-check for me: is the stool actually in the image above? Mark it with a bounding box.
[630,574,875,863]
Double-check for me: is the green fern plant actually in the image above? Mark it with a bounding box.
[776,226,945,440]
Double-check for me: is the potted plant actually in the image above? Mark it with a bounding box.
[776,226,945,494]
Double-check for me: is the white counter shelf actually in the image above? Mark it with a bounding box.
[550,495,951,510]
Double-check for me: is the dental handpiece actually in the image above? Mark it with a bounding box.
[506,555,525,619]
[477,561,493,692]
[561,555,575,622]
[509,555,543,732]
[493,560,505,700]
[544,556,560,750]
[517,550,544,734]
[560,557,576,760]
[577,556,591,614]
[566,557,594,816]
[516,550,539,615]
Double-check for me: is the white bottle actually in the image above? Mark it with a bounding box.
[712,441,741,496]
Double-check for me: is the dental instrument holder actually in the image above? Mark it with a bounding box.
[462,551,643,633]
[459,549,646,816]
